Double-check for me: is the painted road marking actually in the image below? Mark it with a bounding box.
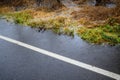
[0,35,120,80]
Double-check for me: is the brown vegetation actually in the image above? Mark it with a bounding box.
[0,0,62,9]
[0,6,14,14]
[0,0,120,44]
[0,0,34,6]
[72,4,120,27]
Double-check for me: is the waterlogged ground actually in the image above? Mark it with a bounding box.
[0,19,120,80]
[0,0,120,45]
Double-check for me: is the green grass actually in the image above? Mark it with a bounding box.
[6,11,33,24]
[77,24,120,45]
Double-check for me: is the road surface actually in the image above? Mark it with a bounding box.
[0,20,120,80]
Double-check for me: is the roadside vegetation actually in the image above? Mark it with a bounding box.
[0,0,120,45]
[6,10,33,24]
[5,9,76,36]
[28,16,76,36]
[77,24,120,45]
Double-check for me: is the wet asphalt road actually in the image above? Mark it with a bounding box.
[0,20,120,80]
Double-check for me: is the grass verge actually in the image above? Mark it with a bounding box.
[6,10,33,24]
[77,24,120,45]
[1,6,120,45]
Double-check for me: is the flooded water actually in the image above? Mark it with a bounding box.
[0,19,120,78]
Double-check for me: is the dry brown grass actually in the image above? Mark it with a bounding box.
[71,4,120,27]
[72,6,113,21]
[14,9,55,19]
[0,6,14,14]
[32,10,55,19]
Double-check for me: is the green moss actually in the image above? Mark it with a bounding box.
[77,24,120,45]
[101,33,119,44]
[101,24,120,33]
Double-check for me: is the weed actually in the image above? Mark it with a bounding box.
[62,27,74,36]
[6,11,33,24]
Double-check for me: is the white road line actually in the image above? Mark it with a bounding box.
[0,35,120,80]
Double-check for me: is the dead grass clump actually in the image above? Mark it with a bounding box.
[32,11,54,19]
[72,6,112,21]
[0,6,14,14]
[106,16,120,25]
[36,7,54,12]
[111,6,120,17]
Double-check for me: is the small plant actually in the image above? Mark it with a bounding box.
[6,11,33,24]
[63,27,74,36]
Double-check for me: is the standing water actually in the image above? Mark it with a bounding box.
[0,19,120,78]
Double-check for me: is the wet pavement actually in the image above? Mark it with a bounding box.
[0,20,120,80]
